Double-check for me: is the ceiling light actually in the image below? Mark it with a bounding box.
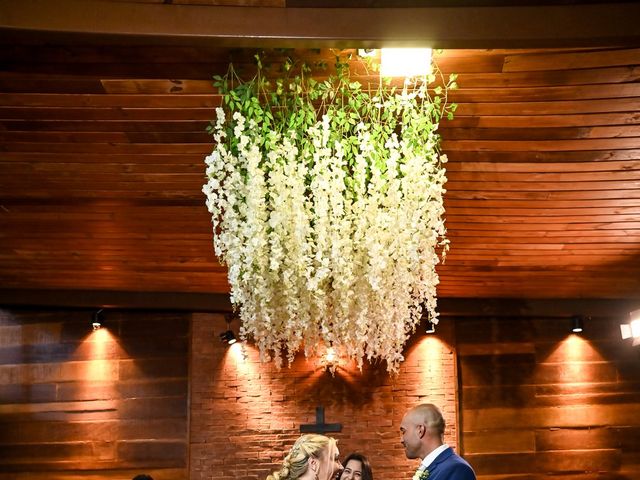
[380,48,432,78]
[425,320,436,334]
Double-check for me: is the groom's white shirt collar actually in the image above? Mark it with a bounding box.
[419,444,450,471]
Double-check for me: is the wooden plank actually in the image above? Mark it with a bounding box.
[462,404,640,430]
[0,120,209,132]
[0,45,235,64]
[0,142,212,153]
[504,48,640,72]
[465,450,621,475]
[0,272,230,292]
[445,189,640,200]
[0,162,205,174]
[0,442,97,462]
[0,323,63,348]
[442,112,640,128]
[3,1,640,49]
[101,79,216,94]
[445,148,640,163]
[3,418,186,444]
[443,138,640,152]
[0,107,216,120]
[442,125,640,141]
[445,161,640,174]
[0,337,189,363]
[460,360,618,386]
[59,379,189,402]
[463,430,535,454]
[0,384,57,403]
[0,468,186,480]
[0,131,210,143]
[462,384,640,409]
[116,440,186,463]
[446,180,640,192]
[0,458,186,472]
[453,98,640,116]
[0,93,219,108]
[450,83,640,102]
[447,170,640,182]
[0,362,120,384]
[451,65,640,88]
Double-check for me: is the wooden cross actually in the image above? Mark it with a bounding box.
[299,406,342,433]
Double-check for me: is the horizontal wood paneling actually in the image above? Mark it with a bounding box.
[457,314,640,479]
[0,308,190,479]
[0,43,639,297]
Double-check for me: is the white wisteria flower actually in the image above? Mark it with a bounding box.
[203,56,455,373]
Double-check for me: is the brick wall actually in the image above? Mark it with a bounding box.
[190,313,459,480]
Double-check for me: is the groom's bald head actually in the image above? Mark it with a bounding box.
[406,403,445,438]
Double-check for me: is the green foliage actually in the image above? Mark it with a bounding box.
[210,49,457,183]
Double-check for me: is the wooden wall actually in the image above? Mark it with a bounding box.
[0,308,190,480]
[457,314,640,479]
[2,43,639,300]
[2,305,640,479]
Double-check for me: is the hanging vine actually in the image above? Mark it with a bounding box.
[203,49,457,373]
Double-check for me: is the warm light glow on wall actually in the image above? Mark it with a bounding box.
[562,334,595,362]
[81,328,121,383]
[542,335,604,385]
[226,341,250,366]
[380,48,432,77]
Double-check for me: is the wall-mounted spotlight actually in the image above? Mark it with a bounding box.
[92,309,104,331]
[425,320,436,334]
[620,309,640,346]
[219,314,237,345]
[219,330,237,345]
[571,315,584,333]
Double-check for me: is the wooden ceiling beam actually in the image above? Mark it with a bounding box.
[0,288,638,317]
[1,0,640,48]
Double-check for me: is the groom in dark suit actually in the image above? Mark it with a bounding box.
[400,403,476,480]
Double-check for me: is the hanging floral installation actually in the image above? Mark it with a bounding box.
[203,50,457,373]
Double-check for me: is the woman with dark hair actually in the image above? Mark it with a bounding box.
[338,453,373,480]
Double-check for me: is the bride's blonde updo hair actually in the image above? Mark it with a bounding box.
[266,434,336,480]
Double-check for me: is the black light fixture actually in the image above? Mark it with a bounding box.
[219,314,237,345]
[92,308,104,331]
[425,320,436,334]
[571,315,584,333]
[220,330,237,344]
